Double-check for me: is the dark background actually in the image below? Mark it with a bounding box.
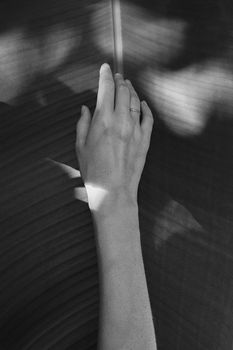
[1,0,233,349]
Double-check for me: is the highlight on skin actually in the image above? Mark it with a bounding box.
[83,183,109,212]
[74,182,109,212]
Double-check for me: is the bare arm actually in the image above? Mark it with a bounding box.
[76,63,157,350]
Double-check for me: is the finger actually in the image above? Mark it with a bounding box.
[114,73,130,116]
[125,79,141,122]
[141,100,154,151]
[96,63,115,114]
[76,105,91,148]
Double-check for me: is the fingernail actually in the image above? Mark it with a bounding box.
[115,72,122,78]
[81,105,86,113]
[100,63,110,73]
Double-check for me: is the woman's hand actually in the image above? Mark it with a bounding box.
[76,64,157,350]
[76,63,154,212]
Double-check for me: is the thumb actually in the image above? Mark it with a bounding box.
[76,105,91,148]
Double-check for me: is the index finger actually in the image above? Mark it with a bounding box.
[96,63,115,114]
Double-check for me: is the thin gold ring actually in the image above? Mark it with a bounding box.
[130,107,140,114]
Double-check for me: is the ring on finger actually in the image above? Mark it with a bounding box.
[130,107,140,114]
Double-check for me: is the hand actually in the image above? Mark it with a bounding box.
[76,63,154,212]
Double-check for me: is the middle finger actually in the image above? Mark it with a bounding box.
[114,73,130,116]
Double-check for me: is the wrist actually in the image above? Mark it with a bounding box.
[87,186,138,218]
[90,192,141,258]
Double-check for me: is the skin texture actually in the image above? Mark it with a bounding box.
[76,64,154,212]
[76,63,157,350]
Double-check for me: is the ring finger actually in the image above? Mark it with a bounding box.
[125,80,141,123]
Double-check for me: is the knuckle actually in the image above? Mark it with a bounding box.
[118,82,128,91]
[131,95,140,106]
[131,97,140,108]
[103,127,114,138]
[118,120,133,139]
[119,132,130,141]
[93,110,111,129]
[99,118,111,130]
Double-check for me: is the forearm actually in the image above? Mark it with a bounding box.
[92,200,157,350]
[76,63,156,349]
